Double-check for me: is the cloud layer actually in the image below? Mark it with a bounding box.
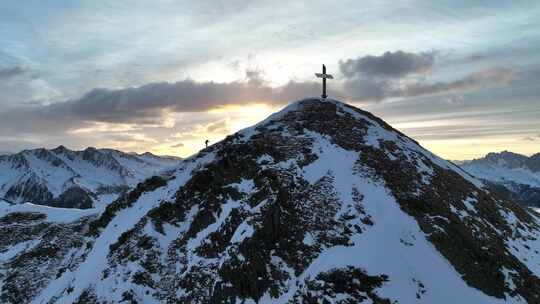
[0,51,519,138]
[339,51,517,102]
[34,78,319,125]
[0,46,535,160]
[340,51,435,78]
[0,66,26,79]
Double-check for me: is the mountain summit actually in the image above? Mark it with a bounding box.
[2,98,540,303]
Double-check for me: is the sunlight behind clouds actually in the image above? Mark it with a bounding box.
[1,1,539,159]
[152,103,276,157]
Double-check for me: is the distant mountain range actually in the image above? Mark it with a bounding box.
[0,146,181,209]
[459,151,540,207]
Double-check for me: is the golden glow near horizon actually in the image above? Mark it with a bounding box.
[2,2,540,161]
[69,102,538,161]
[68,122,141,134]
[394,119,540,160]
[82,102,538,161]
[150,103,277,158]
[419,137,540,160]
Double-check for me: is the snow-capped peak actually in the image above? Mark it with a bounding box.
[1,98,540,303]
[461,151,540,188]
[0,147,181,208]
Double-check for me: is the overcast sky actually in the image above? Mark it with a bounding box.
[1,0,539,159]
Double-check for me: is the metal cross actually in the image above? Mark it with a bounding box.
[315,64,333,99]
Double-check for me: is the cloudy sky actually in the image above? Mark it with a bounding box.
[1,1,539,160]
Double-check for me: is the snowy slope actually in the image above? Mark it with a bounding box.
[0,147,181,208]
[460,152,540,207]
[1,98,540,303]
[0,200,99,223]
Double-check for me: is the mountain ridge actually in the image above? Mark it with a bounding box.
[0,146,180,209]
[459,151,540,207]
[1,98,540,303]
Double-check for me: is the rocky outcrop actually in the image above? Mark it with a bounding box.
[52,187,94,209]
[0,210,94,302]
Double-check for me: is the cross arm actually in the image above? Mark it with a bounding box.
[315,73,334,79]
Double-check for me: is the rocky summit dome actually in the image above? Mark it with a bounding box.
[2,98,540,303]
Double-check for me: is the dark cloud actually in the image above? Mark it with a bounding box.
[61,78,317,124]
[393,67,517,98]
[170,142,184,148]
[245,68,267,86]
[0,52,521,145]
[0,66,26,79]
[522,137,536,141]
[342,77,390,102]
[339,51,435,78]
[340,50,517,102]
[0,72,321,134]
[343,67,516,102]
[340,50,436,101]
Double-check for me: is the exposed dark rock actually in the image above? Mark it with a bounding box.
[5,177,53,205]
[52,186,94,209]
[291,266,391,304]
[0,214,91,303]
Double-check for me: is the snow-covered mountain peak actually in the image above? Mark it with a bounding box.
[233,98,474,186]
[0,147,181,208]
[2,98,540,303]
[460,151,540,207]
[462,151,540,187]
[483,150,529,168]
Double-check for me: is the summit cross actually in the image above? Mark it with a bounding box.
[315,64,333,99]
